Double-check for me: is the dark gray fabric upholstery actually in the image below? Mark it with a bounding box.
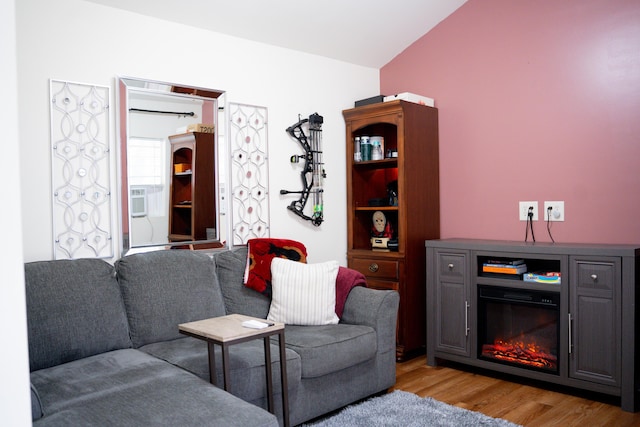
[283,324,376,378]
[116,250,226,348]
[342,287,399,355]
[24,259,131,371]
[31,383,43,420]
[289,357,381,423]
[26,248,400,427]
[213,247,271,319]
[141,336,301,401]
[341,287,400,393]
[212,248,400,426]
[31,349,278,427]
[285,289,399,425]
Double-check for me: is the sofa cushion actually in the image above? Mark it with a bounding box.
[116,250,226,348]
[267,258,340,325]
[214,247,271,319]
[31,349,278,427]
[25,259,131,371]
[283,324,377,378]
[140,336,302,402]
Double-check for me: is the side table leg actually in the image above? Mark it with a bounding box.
[207,342,217,386]
[222,344,231,391]
[264,337,274,413]
[278,330,290,427]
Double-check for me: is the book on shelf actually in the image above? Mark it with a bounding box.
[482,263,527,274]
[523,272,561,284]
[484,259,525,266]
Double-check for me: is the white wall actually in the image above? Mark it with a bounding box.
[1,0,32,424]
[17,0,379,264]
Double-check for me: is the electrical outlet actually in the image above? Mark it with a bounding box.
[519,201,538,221]
[544,201,564,222]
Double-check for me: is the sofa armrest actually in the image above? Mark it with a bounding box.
[31,382,43,420]
[340,287,399,355]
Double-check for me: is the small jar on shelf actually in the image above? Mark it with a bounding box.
[354,136,362,162]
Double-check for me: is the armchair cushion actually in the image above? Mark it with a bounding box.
[24,258,131,371]
[283,324,376,378]
[116,250,225,348]
[215,247,271,319]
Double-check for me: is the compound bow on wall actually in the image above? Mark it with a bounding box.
[280,113,325,226]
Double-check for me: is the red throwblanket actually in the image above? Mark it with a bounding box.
[244,238,307,297]
[335,266,367,318]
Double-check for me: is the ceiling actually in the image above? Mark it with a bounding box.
[86,0,467,68]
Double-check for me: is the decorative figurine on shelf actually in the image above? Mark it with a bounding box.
[371,210,394,238]
[370,210,399,251]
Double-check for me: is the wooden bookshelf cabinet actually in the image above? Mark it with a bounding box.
[343,100,440,361]
[168,132,216,243]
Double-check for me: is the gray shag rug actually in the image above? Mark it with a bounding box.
[301,390,521,427]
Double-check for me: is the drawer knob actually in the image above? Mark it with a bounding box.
[369,263,379,273]
[448,263,454,270]
[590,274,598,281]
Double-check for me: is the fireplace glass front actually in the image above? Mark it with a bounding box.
[478,285,560,374]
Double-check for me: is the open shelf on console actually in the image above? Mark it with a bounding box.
[476,254,562,288]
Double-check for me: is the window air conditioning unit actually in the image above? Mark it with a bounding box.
[130,187,147,217]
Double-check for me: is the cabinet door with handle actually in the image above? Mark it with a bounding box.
[569,256,621,387]
[431,249,471,358]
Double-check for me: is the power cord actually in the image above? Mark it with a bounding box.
[525,206,536,242]
[546,206,555,243]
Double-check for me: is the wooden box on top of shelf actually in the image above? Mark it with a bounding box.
[343,100,439,361]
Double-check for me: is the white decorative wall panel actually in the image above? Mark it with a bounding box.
[50,80,113,259]
[228,103,269,245]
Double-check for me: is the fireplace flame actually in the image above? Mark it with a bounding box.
[481,339,557,370]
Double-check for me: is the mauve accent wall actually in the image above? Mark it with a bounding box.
[381,0,640,244]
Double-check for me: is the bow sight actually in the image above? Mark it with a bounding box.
[280,113,325,226]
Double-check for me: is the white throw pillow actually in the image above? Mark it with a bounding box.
[267,257,340,325]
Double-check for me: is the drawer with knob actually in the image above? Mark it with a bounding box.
[437,252,467,280]
[574,258,617,293]
[350,258,399,281]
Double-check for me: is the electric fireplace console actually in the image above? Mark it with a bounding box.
[425,239,640,412]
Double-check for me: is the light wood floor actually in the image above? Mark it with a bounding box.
[392,356,640,426]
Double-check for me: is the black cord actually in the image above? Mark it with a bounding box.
[546,207,555,243]
[525,207,536,242]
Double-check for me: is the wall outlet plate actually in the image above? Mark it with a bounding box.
[519,201,538,221]
[544,201,564,221]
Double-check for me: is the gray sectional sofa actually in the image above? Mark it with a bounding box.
[25,247,400,426]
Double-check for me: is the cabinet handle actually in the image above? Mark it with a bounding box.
[448,263,454,270]
[568,313,573,355]
[368,263,379,273]
[590,274,598,281]
[465,301,470,337]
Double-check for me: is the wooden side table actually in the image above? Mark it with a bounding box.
[179,314,289,427]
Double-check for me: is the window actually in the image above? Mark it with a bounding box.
[128,137,166,216]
